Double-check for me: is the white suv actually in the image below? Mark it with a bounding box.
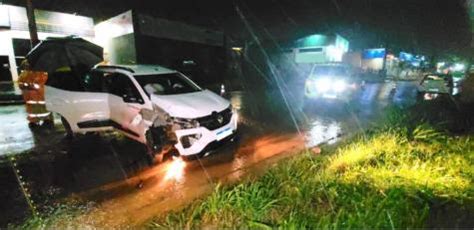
[45,65,238,161]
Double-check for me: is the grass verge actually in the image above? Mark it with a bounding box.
[150,120,473,228]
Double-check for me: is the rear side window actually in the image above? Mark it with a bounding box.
[81,71,104,92]
[46,71,84,92]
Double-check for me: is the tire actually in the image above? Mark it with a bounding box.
[162,149,180,162]
[42,119,54,129]
[144,146,158,166]
[146,153,156,166]
[28,122,39,129]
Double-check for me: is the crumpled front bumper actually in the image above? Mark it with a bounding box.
[174,113,238,156]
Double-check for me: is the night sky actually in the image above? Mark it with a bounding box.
[3,0,471,58]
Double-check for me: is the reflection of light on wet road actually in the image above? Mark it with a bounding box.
[392,82,418,107]
[163,157,186,182]
[306,119,341,147]
[360,84,380,103]
[0,106,34,155]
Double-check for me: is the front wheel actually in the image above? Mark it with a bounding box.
[162,149,180,162]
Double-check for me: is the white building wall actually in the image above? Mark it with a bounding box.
[0,4,94,82]
[361,58,384,71]
[1,30,90,81]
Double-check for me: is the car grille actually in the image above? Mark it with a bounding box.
[197,108,232,131]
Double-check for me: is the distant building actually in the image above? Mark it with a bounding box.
[361,48,386,71]
[291,34,349,64]
[94,10,227,86]
[0,4,94,82]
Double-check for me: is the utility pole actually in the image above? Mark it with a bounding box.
[468,0,474,48]
[25,0,39,48]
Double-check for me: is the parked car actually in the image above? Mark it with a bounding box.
[304,63,360,102]
[417,73,454,100]
[45,64,238,162]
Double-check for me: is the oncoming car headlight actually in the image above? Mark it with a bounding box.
[315,78,332,92]
[333,80,347,92]
[306,77,348,93]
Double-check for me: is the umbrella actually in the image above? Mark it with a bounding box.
[25,36,103,73]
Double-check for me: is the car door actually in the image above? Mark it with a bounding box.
[45,70,111,132]
[102,71,151,143]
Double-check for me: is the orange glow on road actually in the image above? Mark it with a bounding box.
[164,157,186,181]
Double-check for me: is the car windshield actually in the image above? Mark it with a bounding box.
[311,66,348,77]
[134,73,202,96]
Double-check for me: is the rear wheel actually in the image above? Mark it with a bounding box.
[28,122,39,129]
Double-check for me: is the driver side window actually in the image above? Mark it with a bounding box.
[103,73,144,104]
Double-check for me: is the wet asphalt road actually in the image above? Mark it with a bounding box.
[0,80,419,227]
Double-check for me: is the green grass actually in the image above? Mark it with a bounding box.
[14,200,94,229]
[150,124,474,228]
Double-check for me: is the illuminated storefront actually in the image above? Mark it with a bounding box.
[293,34,349,63]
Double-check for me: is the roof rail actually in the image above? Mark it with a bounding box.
[95,65,135,73]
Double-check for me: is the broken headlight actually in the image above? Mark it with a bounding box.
[180,133,202,148]
[171,117,200,129]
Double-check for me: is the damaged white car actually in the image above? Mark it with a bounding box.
[45,64,238,162]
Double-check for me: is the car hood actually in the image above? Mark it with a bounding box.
[150,90,230,118]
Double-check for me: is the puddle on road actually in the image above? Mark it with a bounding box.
[0,106,35,154]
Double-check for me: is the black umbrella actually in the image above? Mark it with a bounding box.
[25,36,103,73]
